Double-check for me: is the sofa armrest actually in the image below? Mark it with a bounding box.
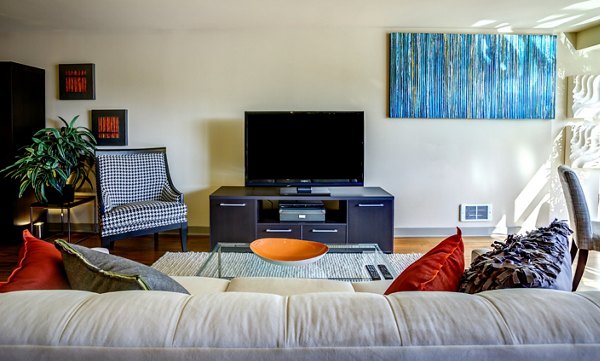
[160,183,184,203]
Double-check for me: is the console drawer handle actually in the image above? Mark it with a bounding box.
[357,203,385,207]
[219,203,246,207]
[265,229,293,233]
[311,229,338,233]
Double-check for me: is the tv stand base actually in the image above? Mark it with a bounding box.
[209,186,394,252]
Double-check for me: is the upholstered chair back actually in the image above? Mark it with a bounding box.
[96,152,181,213]
[558,165,594,250]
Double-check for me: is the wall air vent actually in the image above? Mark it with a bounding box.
[460,204,492,222]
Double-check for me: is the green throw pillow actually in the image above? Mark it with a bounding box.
[54,239,189,294]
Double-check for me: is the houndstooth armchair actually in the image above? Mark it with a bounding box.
[95,148,188,251]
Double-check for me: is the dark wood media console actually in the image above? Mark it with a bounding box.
[209,186,394,252]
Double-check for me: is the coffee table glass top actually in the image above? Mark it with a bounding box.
[197,242,397,281]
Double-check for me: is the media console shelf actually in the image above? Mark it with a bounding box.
[209,186,394,253]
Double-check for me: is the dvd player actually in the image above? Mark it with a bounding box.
[279,200,325,209]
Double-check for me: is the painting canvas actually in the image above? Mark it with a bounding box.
[59,63,95,100]
[91,109,128,146]
[389,33,556,119]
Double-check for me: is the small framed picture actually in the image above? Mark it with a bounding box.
[91,109,128,146]
[59,64,95,100]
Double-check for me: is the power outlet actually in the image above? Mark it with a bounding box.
[460,204,492,222]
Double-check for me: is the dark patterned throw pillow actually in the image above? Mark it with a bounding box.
[55,239,189,294]
[458,219,572,294]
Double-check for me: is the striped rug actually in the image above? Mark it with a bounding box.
[152,251,422,280]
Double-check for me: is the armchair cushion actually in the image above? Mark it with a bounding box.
[101,200,187,237]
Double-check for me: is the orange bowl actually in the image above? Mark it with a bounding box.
[250,238,329,266]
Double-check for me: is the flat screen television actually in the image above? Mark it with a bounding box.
[245,111,364,195]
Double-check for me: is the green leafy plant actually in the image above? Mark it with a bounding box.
[1,115,97,203]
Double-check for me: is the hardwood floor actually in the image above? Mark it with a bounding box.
[1,232,598,291]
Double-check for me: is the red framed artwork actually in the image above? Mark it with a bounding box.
[59,63,95,100]
[91,109,128,146]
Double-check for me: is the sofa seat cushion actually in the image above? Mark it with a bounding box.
[101,200,187,237]
[352,279,394,293]
[170,276,230,295]
[226,277,355,295]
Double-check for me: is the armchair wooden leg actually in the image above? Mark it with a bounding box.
[101,237,114,250]
[570,240,578,265]
[180,224,188,252]
[572,249,589,291]
[154,233,159,251]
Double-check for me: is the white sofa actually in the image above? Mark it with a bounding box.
[1,276,599,361]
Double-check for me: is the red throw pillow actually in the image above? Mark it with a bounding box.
[384,228,464,294]
[0,229,70,292]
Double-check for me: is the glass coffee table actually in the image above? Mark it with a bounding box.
[197,242,397,282]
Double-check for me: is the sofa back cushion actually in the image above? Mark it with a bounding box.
[1,288,599,351]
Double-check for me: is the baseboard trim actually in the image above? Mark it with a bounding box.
[46,223,210,236]
[395,227,519,238]
[46,223,517,239]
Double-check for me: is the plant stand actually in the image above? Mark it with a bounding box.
[29,194,97,243]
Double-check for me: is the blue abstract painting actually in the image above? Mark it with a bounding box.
[389,33,556,119]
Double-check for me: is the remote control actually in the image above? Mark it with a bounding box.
[365,265,381,280]
[377,264,394,280]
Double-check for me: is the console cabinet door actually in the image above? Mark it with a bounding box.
[347,199,394,252]
[302,224,347,243]
[210,199,257,249]
[256,224,302,239]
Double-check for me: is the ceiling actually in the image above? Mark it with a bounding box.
[0,0,599,33]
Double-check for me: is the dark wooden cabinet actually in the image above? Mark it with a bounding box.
[347,199,394,252]
[209,186,394,252]
[0,62,45,243]
[209,198,257,244]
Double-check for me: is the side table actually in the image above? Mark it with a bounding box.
[29,194,98,243]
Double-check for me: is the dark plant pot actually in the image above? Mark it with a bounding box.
[44,185,75,204]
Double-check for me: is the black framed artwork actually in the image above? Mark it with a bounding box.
[59,63,95,100]
[91,109,128,146]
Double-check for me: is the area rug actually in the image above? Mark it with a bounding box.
[152,251,422,279]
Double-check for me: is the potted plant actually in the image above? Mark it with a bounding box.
[1,115,97,204]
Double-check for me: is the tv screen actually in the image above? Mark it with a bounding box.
[245,111,364,192]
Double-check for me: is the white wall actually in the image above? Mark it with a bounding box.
[2,28,598,236]
[551,36,600,226]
